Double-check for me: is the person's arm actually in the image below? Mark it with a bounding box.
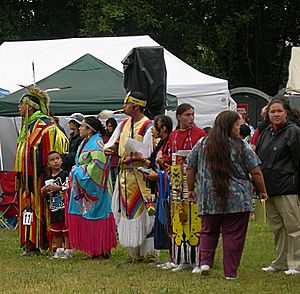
[104,121,122,149]
[249,166,268,199]
[104,145,118,156]
[186,140,201,202]
[146,169,159,182]
[48,184,63,193]
[41,185,49,196]
[41,178,50,196]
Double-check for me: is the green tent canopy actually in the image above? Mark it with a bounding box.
[0,53,177,117]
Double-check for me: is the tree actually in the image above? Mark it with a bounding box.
[1,0,300,95]
[0,0,82,42]
[199,0,300,94]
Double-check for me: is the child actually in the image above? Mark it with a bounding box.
[42,151,71,259]
[240,123,251,143]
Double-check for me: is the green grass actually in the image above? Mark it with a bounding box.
[0,221,299,294]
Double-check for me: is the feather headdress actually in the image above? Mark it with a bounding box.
[19,85,50,116]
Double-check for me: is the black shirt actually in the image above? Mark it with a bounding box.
[44,170,68,223]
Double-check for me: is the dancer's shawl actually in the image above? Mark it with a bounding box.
[68,133,112,220]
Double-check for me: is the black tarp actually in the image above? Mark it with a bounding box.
[122,46,167,119]
[0,53,176,117]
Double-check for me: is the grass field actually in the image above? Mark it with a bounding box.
[0,221,299,294]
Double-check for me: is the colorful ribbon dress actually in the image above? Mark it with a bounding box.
[67,133,117,257]
[15,114,68,251]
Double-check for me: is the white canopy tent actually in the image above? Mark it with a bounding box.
[0,35,235,127]
[286,47,300,94]
[0,117,19,171]
[0,36,235,171]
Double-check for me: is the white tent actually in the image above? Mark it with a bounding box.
[286,47,300,94]
[0,35,235,128]
[0,36,235,171]
[0,117,19,171]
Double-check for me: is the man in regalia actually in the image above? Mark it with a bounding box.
[15,86,68,255]
[166,103,206,271]
[105,91,157,262]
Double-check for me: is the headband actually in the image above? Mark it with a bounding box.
[124,92,147,107]
[18,85,50,116]
[83,122,97,133]
[20,96,40,110]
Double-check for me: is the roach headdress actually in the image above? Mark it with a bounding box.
[19,85,50,116]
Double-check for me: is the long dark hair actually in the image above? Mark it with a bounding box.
[204,110,240,204]
[84,116,105,136]
[148,115,173,193]
[268,95,300,127]
[105,117,117,137]
[154,114,173,135]
[150,115,173,171]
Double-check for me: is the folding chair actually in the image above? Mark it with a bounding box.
[0,171,18,229]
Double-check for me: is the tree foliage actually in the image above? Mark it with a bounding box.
[1,0,300,95]
[0,0,81,41]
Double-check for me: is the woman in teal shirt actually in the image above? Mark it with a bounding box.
[186,110,267,279]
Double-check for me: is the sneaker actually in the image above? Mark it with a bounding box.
[199,265,210,275]
[192,266,201,274]
[159,262,177,270]
[146,255,159,265]
[132,257,144,263]
[59,252,68,259]
[284,269,300,275]
[64,249,73,259]
[21,251,35,257]
[172,263,192,272]
[21,249,41,257]
[261,266,280,272]
[120,258,134,264]
[52,248,65,259]
[157,262,168,268]
[225,276,236,280]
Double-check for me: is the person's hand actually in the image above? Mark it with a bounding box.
[259,192,268,200]
[122,156,130,164]
[48,185,61,193]
[42,185,55,194]
[156,156,164,166]
[147,169,159,181]
[133,151,144,162]
[104,147,115,156]
[188,191,197,203]
[41,185,49,195]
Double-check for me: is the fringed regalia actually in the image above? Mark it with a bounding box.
[116,117,155,258]
[168,126,206,268]
[15,113,68,251]
[170,152,201,266]
[67,133,117,257]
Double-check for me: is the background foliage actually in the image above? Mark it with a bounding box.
[1,0,300,95]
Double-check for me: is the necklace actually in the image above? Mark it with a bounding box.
[172,128,193,152]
